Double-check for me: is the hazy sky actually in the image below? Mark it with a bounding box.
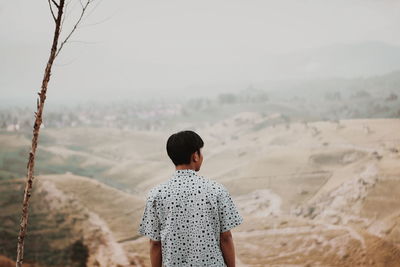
[1,0,400,106]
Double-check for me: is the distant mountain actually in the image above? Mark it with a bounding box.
[266,41,400,80]
[2,40,400,107]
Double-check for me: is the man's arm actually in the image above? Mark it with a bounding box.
[220,230,236,267]
[149,239,162,267]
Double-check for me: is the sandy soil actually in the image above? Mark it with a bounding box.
[3,117,400,266]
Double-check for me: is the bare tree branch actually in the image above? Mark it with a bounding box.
[55,0,91,58]
[60,0,78,33]
[16,0,96,265]
[16,1,65,264]
[83,0,103,19]
[47,0,57,22]
[54,57,79,66]
[79,14,113,28]
[60,0,70,34]
[67,39,99,44]
[51,0,60,8]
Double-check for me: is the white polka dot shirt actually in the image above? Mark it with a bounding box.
[138,169,243,266]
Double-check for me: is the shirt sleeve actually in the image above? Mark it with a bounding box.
[218,185,243,233]
[138,190,161,241]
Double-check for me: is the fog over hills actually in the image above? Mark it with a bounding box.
[2,41,400,107]
[264,41,400,80]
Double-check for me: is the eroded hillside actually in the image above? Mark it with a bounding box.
[1,117,400,266]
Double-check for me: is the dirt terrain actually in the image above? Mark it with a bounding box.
[1,117,400,266]
[128,117,400,266]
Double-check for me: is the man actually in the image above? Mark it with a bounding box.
[138,130,243,267]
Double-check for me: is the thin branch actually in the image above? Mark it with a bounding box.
[60,0,78,31]
[17,0,99,263]
[47,0,57,22]
[16,1,65,264]
[51,0,60,8]
[55,0,91,58]
[79,14,113,28]
[84,0,103,19]
[60,0,70,33]
[66,39,99,44]
[54,57,79,67]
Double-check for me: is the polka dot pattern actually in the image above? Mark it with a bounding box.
[138,169,243,266]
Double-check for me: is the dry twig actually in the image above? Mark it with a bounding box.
[16,1,94,266]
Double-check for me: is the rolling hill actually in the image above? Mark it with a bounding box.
[1,115,400,266]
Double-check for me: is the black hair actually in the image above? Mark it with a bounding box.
[166,130,204,166]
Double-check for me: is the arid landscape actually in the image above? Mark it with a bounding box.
[1,78,400,266]
[3,0,400,265]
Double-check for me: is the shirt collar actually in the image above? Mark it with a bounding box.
[174,169,197,176]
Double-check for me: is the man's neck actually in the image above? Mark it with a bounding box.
[175,164,196,171]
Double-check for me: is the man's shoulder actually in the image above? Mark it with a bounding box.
[146,180,170,200]
[196,174,228,195]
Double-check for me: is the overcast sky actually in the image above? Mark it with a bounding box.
[1,0,400,106]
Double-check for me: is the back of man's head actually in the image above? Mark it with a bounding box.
[166,130,204,166]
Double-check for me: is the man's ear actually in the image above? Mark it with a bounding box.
[192,151,199,162]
